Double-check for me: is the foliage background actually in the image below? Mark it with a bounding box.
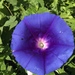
[0,0,75,75]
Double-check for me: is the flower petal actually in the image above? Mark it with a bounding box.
[45,53,63,74]
[24,12,55,38]
[45,16,74,46]
[44,15,74,74]
[11,19,36,52]
[45,45,74,73]
[13,50,44,75]
[11,34,35,52]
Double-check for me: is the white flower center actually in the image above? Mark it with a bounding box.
[36,38,49,50]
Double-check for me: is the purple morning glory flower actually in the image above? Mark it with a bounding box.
[11,12,74,75]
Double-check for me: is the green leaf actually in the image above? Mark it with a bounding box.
[9,20,18,29]
[0,12,6,20]
[52,0,58,8]
[0,37,2,44]
[7,66,12,71]
[4,16,16,26]
[6,0,17,5]
[65,55,75,65]
[64,63,75,75]
[29,0,44,7]
[12,73,16,75]
[20,3,38,19]
[4,16,18,29]
[13,6,19,11]
[64,18,75,31]
[37,7,49,13]
[36,0,44,6]
[20,5,30,19]
[46,72,55,75]
[0,0,4,9]
[60,13,73,19]
[56,68,68,75]
[6,56,11,60]
[68,63,75,68]
[1,62,6,70]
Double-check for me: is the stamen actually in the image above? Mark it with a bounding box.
[38,42,44,48]
[36,38,49,50]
